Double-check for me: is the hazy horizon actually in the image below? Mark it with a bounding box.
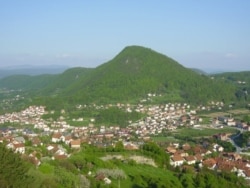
[1,1,249,73]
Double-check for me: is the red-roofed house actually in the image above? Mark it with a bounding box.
[170,155,184,167]
[52,132,62,143]
[202,158,217,170]
[184,155,196,165]
[13,143,25,154]
[70,139,81,149]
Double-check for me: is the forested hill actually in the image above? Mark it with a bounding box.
[212,71,250,102]
[212,71,250,84]
[0,67,93,91]
[0,46,237,105]
[59,46,236,104]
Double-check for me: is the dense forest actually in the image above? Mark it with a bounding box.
[212,71,250,103]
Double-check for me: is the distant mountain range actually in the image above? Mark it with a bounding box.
[0,65,69,79]
[0,46,248,106]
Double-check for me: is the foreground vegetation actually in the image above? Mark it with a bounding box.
[0,141,248,188]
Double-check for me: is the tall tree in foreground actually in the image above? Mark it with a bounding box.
[0,144,33,188]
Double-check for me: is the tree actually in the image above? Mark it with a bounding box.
[115,141,124,152]
[54,167,79,188]
[0,143,33,188]
[132,175,147,188]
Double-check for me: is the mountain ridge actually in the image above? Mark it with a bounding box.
[0,65,69,79]
[0,45,237,106]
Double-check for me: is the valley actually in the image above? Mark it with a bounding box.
[0,46,250,187]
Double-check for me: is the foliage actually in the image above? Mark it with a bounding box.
[174,127,237,139]
[95,107,142,127]
[0,143,33,188]
[96,168,126,179]
[38,163,55,174]
[54,167,79,188]
[0,141,248,187]
[141,141,169,167]
[235,131,250,147]
[212,71,250,103]
[216,140,236,152]
[0,46,238,110]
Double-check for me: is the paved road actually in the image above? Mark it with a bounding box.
[229,128,243,153]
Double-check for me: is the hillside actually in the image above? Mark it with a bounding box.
[0,67,93,92]
[0,74,57,90]
[40,67,93,96]
[0,46,237,106]
[60,46,236,104]
[212,71,250,84]
[212,71,250,103]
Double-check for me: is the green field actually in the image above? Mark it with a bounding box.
[174,127,237,138]
[151,136,179,142]
[202,108,250,118]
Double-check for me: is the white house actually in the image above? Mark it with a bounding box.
[184,156,196,165]
[13,143,25,154]
[170,155,184,167]
[52,132,62,143]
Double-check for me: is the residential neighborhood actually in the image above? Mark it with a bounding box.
[1,102,250,179]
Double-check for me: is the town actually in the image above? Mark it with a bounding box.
[1,98,250,181]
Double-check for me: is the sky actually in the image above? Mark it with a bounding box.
[0,0,250,73]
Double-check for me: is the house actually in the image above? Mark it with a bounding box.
[170,155,184,167]
[204,150,212,156]
[13,143,25,154]
[166,146,176,155]
[217,160,237,172]
[14,136,26,143]
[47,144,59,154]
[184,155,196,165]
[217,146,224,152]
[31,137,42,146]
[182,143,191,151]
[28,153,41,167]
[202,158,217,170]
[244,169,250,179]
[124,143,139,150]
[64,135,72,145]
[195,154,203,162]
[53,154,68,160]
[52,132,62,143]
[212,144,224,152]
[223,152,241,161]
[104,177,112,184]
[70,139,81,149]
[227,119,236,126]
[213,133,228,141]
[175,150,188,157]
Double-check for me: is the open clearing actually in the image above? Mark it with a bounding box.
[202,108,250,118]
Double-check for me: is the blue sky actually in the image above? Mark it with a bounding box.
[0,1,249,72]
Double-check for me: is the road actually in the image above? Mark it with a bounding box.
[229,128,242,153]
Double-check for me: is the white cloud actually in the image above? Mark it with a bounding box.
[56,53,72,59]
[225,53,237,58]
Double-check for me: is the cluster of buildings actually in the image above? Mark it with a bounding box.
[0,102,249,180]
[0,103,199,164]
[168,142,250,179]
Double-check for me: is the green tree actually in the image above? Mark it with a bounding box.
[0,143,33,188]
[115,141,124,152]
